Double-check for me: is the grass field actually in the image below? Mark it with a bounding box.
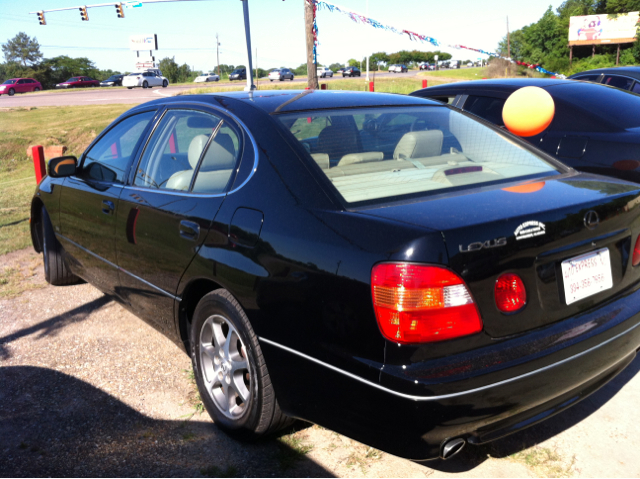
[181,76,450,96]
[0,105,130,255]
[418,67,488,80]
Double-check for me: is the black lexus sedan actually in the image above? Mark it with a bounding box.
[100,74,125,87]
[568,66,640,93]
[31,90,640,461]
[411,78,640,183]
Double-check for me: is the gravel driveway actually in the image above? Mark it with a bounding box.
[1,248,639,478]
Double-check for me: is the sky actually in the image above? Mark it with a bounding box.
[0,0,565,73]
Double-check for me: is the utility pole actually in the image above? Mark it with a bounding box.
[305,0,319,89]
[507,16,511,59]
[216,33,221,78]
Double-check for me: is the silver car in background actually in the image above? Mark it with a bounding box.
[123,70,169,89]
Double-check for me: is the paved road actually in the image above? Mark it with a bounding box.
[0,70,427,108]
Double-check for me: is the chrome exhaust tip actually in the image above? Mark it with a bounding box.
[440,437,466,460]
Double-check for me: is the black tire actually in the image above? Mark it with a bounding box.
[8,88,15,96]
[142,81,149,88]
[163,80,168,88]
[41,207,80,286]
[34,87,40,92]
[127,87,133,89]
[190,289,293,440]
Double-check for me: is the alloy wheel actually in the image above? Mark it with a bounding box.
[199,314,251,419]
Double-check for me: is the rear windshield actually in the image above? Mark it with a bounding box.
[276,106,559,204]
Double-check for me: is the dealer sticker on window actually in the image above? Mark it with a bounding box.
[561,248,613,305]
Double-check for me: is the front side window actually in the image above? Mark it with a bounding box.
[134,109,241,194]
[80,110,155,183]
[276,106,559,204]
[603,75,634,90]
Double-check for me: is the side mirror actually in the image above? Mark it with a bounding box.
[48,156,78,178]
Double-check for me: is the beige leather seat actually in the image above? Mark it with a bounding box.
[192,133,236,193]
[165,134,208,191]
[166,133,237,193]
[337,151,384,167]
[393,130,444,161]
[317,124,360,161]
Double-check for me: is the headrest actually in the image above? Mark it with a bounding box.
[337,151,384,167]
[311,153,330,169]
[200,133,237,171]
[393,130,444,160]
[188,134,209,168]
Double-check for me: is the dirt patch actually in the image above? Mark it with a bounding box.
[1,247,640,477]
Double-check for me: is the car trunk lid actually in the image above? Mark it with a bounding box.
[355,174,640,337]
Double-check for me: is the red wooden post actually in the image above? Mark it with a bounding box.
[320,83,327,90]
[369,81,374,92]
[32,145,46,184]
[422,79,428,89]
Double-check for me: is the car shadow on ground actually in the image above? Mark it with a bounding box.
[0,365,334,477]
[427,353,640,472]
[0,294,113,360]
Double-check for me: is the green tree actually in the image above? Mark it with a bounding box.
[37,56,100,88]
[328,62,344,71]
[158,57,180,83]
[2,32,42,67]
[347,58,359,67]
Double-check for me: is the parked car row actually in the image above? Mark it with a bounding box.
[0,78,41,96]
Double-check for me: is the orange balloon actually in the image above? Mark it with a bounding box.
[502,86,555,137]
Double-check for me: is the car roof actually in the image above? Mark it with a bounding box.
[569,66,640,78]
[411,78,571,93]
[136,90,441,114]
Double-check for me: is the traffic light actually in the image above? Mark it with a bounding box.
[79,6,89,21]
[115,3,125,18]
[37,11,46,25]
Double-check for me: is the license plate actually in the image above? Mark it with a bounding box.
[561,248,613,305]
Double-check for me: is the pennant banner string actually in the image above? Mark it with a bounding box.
[309,0,565,78]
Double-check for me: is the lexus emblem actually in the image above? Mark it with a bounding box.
[584,210,600,229]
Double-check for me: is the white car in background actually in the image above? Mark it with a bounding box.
[123,70,169,89]
[194,72,220,83]
[317,67,333,78]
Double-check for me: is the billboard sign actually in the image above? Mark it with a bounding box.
[129,34,158,51]
[568,12,639,45]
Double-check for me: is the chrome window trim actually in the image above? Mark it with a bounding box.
[259,320,640,401]
[57,233,181,302]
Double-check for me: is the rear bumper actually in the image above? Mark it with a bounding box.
[260,281,640,460]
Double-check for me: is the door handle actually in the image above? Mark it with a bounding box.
[179,220,200,241]
[102,200,115,215]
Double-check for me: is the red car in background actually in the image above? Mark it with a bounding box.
[0,78,42,96]
[55,76,100,89]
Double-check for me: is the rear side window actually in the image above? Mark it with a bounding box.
[573,74,601,82]
[464,96,506,126]
[81,111,155,183]
[134,109,241,195]
[602,75,634,90]
[276,106,558,204]
[134,110,221,191]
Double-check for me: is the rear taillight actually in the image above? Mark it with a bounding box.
[371,263,483,344]
[494,273,527,313]
[633,235,640,267]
